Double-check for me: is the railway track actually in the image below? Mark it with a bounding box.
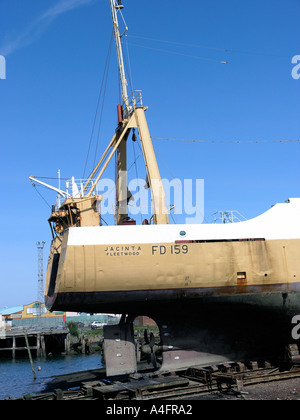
[11,356,300,400]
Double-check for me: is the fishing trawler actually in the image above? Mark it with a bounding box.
[30,0,300,376]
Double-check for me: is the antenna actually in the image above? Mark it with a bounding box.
[110,0,131,116]
[212,210,247,224]
[36,241,46,318]
[57,169,61,209]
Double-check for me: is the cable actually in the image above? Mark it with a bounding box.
[151,137,300,144]
[93,43,112,169]
[154,149,208,224]
[127,34,289,59]
[83,32,114,179]
[31,184,52,209]
[124,36,134,94]
[126,41,228,64]
[128,34,229,53]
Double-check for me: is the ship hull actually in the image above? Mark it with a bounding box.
[47,284,300,315]
[45,198,300,372]
[45,199,300,315]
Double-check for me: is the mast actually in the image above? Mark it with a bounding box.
[88,0,169,225]
[110,0,129,224]
[110,0,130,116]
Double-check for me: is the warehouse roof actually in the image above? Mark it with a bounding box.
[0,306,23,316]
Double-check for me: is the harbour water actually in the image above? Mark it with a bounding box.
[0,353,103,400]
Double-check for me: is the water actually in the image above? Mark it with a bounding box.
[0,353,103,400]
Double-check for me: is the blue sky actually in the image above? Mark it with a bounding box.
[0,0,299,308]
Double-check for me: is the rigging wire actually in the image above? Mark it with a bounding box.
[83,31,114,179]
[124,35,134,94]
[128,34,228,53]
[126,41,228,64]
[151,137,300,144]
[134,138,205,224]
[154,149,208,224]
[93,48,112,170]
[127,151,142,172]
[31,184,52,209]
[127,34,290,59]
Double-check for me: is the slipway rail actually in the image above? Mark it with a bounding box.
[8,357,300,400]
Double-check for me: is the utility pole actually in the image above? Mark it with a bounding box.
[36,241,46,318]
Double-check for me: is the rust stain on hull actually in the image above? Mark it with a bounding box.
[46,237,300,311]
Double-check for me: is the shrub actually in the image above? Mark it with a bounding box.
[67,321,79,337]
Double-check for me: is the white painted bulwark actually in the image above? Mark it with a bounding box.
[67,198,300,246]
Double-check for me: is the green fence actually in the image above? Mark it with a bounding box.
[12,314,120,329]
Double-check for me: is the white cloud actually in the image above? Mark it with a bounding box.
[39,0,93,22]
[0,0,94,56]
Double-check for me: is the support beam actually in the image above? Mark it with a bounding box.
[24,330,36,380]
[12,336,16,360]
[134,108,169,225]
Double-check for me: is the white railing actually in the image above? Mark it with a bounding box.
[65,177,100,199]
[123,90,143,115]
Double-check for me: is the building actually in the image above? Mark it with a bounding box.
[0,306,23,321]
[0,303,121,329]
[134,316,157,327]
[21,302,64,319]
[0,302,65,329]
[0,314,5,337]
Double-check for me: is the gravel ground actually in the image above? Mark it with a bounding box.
[190,378,300,400]
[242,378,300,400]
